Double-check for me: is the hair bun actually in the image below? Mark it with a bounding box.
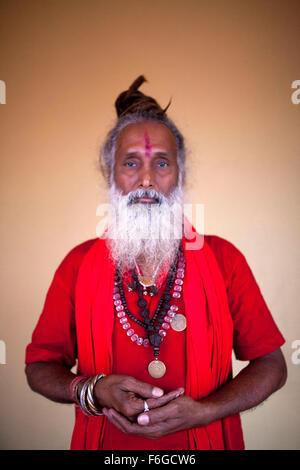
[114,75,171,117]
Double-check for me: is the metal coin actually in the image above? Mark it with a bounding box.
[171,314,187,332]
[138,276,155,287]
[148,360,166,378]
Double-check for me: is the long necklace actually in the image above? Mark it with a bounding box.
[113,244,186,378]
[133,256,165,297]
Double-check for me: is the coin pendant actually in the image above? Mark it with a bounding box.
[148,360,166,378]
[171,314,187,332]
[138,276,155,287]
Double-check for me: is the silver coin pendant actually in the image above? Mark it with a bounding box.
[171,314,187,332]
[148,360,166,378]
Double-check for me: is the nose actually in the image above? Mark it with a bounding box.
[139,165,154,189]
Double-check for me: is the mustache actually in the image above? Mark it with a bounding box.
[127,188,164,205]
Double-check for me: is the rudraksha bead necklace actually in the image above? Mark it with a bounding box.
[113,244,186,378]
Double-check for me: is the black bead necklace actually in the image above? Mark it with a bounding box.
[114,245,183,378]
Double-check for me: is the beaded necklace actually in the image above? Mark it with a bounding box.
[113,244,186,378]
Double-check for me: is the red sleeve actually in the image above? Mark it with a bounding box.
[25,239,97,368]
[206,235,285,361]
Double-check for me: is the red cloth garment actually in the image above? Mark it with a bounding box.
[71,232,237,450]
[103,269,189,450]
[25,234,285,450]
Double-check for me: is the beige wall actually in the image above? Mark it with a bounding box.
[0,0,299,449]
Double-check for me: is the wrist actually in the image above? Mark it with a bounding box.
[71,374,106,416]
[94,374,109,408]
[69,375,87,404]
[194,397,217,427]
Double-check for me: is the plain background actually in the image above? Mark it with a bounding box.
[0,0,299,449]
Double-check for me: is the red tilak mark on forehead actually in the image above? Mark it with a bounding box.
[144,132,152,158]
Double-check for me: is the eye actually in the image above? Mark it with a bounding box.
[124,161,136,167]
[157,161,168,168]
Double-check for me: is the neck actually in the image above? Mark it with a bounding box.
[136,254,171,279]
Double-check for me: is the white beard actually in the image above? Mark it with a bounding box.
[106,183,184,275]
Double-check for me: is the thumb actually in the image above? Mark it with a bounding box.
[151,386,164,397]
[126,377,164,399]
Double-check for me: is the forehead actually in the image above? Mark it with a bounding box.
[115,121,177,154]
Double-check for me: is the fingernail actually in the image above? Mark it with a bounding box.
[152,387,164,397]
[138,414,149,425]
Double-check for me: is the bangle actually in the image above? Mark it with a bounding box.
[79,378,91,416]
[78,374,106,417]
[86,374,106,416]
[70,375,87,404]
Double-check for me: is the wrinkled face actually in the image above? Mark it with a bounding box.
[113,121,179,199]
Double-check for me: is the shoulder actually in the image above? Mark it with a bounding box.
[204,234,247,287]
[204,234,245,265]
[55,238,98,281]
[61,238,98,262]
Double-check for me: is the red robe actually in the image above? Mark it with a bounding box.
[26,233,285,450]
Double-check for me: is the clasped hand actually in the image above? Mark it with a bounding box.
[94,374,206,439]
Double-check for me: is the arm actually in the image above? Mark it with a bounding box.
[25,362,76,404]
[25,362,184,418]
[102,348,287,438]
[202,347,287,422]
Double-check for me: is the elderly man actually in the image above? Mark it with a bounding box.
[25,76,286,450]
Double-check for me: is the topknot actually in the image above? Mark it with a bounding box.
[114,75,171,117]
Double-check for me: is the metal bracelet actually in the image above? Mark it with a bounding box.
[86,374,106,416]
[71,376,87,405]
[79,378,92,416]
[78,374,106,417]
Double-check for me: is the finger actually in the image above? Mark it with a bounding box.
[129,387,184,416]
[103,408,129,434]
[145,388,185,411]
[107,408,165,438]
[122,377,164,399]
[137,400,179,426]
